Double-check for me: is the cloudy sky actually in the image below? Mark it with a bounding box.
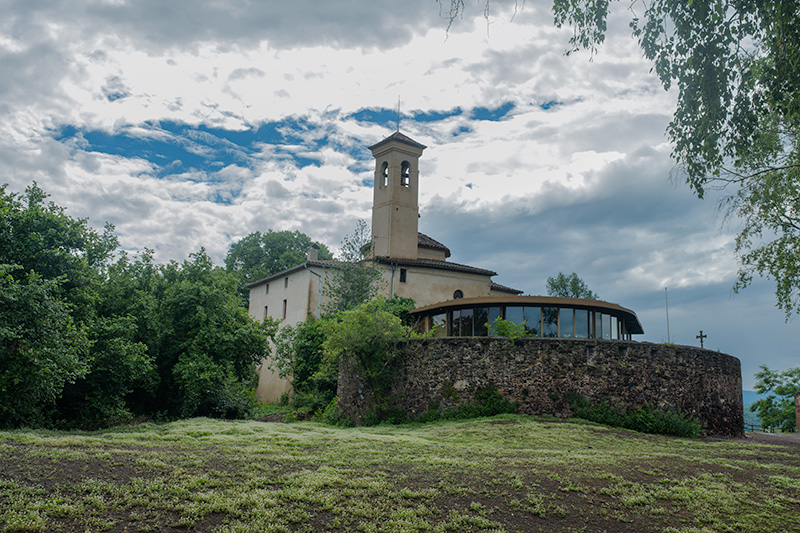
[2,0,794,388]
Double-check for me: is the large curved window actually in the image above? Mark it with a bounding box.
[413,300,639,340]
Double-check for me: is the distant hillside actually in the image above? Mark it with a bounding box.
[742,390,767,407]
[742,390,767,428]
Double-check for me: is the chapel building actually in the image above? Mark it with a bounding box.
[247,131,642,402]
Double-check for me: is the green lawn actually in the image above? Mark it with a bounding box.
[1,415,798,532]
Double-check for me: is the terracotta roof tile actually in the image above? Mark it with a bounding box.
[491,282,524,295]
[417,232,451,258]
[374,256,496,276]
[368,131,427,151]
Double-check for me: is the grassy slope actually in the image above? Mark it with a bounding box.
[0,415,798,533]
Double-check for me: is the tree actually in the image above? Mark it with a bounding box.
[225,230,332,305]
[322,296,412,419]
[546,272,598,299]
[442,0,800,317]
[323,220,383,314]
[150,250,278,418]
[0,267,90,428]
[750,365,799,432]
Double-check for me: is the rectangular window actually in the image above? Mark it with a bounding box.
[473,307,489,336]
[542,307,558,337]
[602,314,612,340]
[460,308,474,336]
[449,310,461,336]
[432,313,446,337]
[524,306,541,336]
[505,306,524,326]
[488,307,501,336]
[594,312,602,339]
[264,306,269,319]
[399,268,407,283]
[575,309,589,338]
[559,308,574,338]
[610,317,619,340]
[265,283,269,294]
[282,299,287,320]
[284,277,289,289]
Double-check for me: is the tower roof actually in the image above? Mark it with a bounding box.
[368,131,427,152]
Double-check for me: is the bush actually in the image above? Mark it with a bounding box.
[418,384,517,422]
[565,392,701,438]
[488,317,528,339]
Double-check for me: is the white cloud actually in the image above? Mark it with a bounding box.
[0,0,795,386]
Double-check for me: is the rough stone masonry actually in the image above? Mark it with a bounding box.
[338,337,744,436]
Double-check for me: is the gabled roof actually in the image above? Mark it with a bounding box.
[373,256,496,276]
[244,259,341,289]
[417,232,451,258]
[491,282,524,295]
[368,131,427,151]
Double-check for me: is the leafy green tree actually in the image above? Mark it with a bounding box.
[323,220,383,314]
[153,250,278,418]
[57,316,153,428]
[0,183,117,321]
[0,266,90,428]
[750,365,800,432]
[545,272,598,299]
[553,0,800,316]
[441,1,800,316]
[272,317,337,413]
[322,296,412,418]
[225,230,332,304]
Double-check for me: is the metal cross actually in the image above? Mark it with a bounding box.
[696,330,707,349]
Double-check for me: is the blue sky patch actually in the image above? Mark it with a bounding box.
[412,108,463,122]
[470,102,515,121]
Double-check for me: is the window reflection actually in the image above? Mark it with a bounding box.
[575,309,589,338]
[432,313,446,337]
[506,306,524,326]
[559,308,574,338]
[488,307,501,336]
[542,307,558,337]
[474,307,489,336]
[449,309,460,336]
[524,306,541,336]
[460,308,473,336]
[602,314,612,340]
[594,312,602,339]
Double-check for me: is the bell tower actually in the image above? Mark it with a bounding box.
[368,132,426,259]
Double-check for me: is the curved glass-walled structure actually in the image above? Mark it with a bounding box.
[409,296,644,340]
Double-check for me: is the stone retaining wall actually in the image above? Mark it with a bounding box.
[337,337,743,436]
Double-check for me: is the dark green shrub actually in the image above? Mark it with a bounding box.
[419,384,517,422]
[566,392,701,438]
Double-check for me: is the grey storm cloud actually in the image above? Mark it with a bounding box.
[2,0,446,53]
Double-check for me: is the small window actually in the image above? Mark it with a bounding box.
[264,306,269,319]
[453,289,463,299]
[284,277,289,289]
[399,268,407,283]
[400,161,410,187]
[265,283,269,294]
[381,161,389,187]
[282,299,287,319]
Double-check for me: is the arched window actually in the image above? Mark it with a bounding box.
[381,161,389,187]
[400,161,410,187]
[453,289,463,299]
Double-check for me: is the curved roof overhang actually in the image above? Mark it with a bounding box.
[409,295,644,335]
